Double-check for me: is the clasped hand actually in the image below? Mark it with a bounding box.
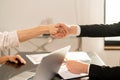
[50,23,71,38]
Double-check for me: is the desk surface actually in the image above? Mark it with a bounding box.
[0,52,105,80]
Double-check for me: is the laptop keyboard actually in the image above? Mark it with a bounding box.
[9,71,35,80]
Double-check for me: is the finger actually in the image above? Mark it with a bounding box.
[51,34,63,39]
[52,33,65,39]
[50,32,56,35]
[58,24,69,35]
[50,34,55,37]
[60,28,67,35]
[55,23,62,27]
[55,27,59,31]
[9,58,18,64]
[51,34,61,39]
[55,24,68,35]
[55,23,66,28]
[49,27,59,35]
[16,55,26,64]
[51,30,58,34]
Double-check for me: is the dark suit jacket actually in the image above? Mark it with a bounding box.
[77,22,120,37]
[89,64,120,80]
[77,22,120,79]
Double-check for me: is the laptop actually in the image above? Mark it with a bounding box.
[29,45,71,80]
[10,45,88,80]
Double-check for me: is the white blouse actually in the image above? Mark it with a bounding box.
[0,31,19,50]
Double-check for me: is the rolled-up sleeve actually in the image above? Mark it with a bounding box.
[0,31,20,50]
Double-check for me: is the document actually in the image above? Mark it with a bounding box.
[26,53,49,64]
[58,65,88,79]
[26,50,90,79]
[58,51,90,79]
[66,51,91,63]
[26,51,91,65]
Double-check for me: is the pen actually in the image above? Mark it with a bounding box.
[64,58,68,63]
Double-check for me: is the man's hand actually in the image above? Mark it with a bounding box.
[51,23,71,39]
[66,60,89,74]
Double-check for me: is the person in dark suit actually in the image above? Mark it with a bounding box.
[52,22,120,80]
[52,22,120,38]
[66,60,120,80]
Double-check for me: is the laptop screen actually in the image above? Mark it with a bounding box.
[33,46,71,80]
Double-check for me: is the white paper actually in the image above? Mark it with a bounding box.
[26,45,71,65]
[66,51,91,63]
[26,48,90,79]
[26,53,49,64]
[58,65,88,79]
[58,51,90,79]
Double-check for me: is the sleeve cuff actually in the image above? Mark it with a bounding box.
[75,25,81,36]
[67,25,81,36]
[87,64,90,74]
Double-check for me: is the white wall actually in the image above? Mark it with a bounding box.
[0,0,77,31]
[0,0,80,55]
[77,0,104,52]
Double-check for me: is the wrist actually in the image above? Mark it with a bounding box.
[37,25,50,33]
[2,56,10,63]
[48,25,52,32]
[47,24,54,33]
[6,56,10,61]
[83,63,89,73]
[69,25,77,35]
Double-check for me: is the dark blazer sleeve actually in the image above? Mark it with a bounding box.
[89,64,120,80]
[77,22,120,37]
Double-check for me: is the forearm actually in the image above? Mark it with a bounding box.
[0,56,9,64]
[17,25,50,42]
[79,22,120,37]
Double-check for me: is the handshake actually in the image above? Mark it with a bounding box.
[48,23,77,39]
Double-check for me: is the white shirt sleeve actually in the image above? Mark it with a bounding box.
[87,64,90,74]
[67,25,81,36]
[75,25,81,36]
[0,31,20,50]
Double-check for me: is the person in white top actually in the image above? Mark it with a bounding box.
[0,24,58,64]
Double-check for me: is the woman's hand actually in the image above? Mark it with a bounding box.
[8,55,26,64]
[48,24,58,35]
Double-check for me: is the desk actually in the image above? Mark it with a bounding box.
[0,52,105,80]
